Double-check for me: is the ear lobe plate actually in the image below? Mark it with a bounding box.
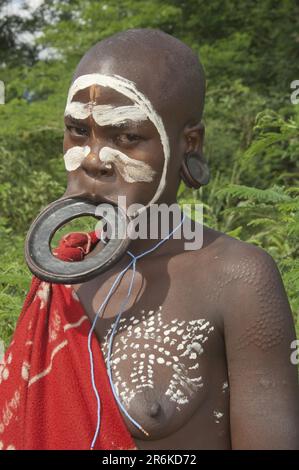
[180,153,210,188]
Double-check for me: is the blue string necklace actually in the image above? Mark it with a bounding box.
[87,212,186,449]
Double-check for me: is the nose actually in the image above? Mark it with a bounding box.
[81,148,114,179]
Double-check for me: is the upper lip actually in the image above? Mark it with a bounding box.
[63,188,115,206]
[82,165,117,182]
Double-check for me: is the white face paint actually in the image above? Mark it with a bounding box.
[65,102,148,127]
[93,105,148,127]
[64,73,170,211]
[100,146,156,183]
[63,145,90,171]
[64,101,92,120]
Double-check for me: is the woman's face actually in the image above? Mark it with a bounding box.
[63,77,169,213]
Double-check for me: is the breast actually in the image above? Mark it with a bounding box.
[98,305,215,440]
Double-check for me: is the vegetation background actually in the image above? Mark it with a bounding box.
[0,0,298,351]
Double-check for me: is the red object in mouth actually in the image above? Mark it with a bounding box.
[52,231,99,261]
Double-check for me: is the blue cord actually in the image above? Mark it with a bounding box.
[88,213,186,449]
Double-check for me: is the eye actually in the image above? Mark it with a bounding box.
[65,125,89,137]
[115,133,142,144]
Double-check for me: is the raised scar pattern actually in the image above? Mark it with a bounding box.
[207,255,285,351]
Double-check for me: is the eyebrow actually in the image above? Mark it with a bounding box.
[103,118,148,129]
[64,115,148,132]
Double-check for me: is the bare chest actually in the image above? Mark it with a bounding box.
[72,257,229,446]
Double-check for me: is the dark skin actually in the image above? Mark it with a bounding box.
[62,46,299,450]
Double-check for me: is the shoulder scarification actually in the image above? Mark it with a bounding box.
[207,242,286,352]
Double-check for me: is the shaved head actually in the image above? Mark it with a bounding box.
[72,28,206,131]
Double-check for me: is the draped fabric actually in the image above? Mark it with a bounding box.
[0,231,137,450]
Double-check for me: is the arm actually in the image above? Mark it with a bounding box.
[222,245,299,449]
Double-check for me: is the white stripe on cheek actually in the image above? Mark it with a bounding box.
[100,146,156,183]
[63,145,90,171]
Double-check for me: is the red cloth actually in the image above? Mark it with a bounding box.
[0,231,137,450]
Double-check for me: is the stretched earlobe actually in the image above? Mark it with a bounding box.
[180,152,210,189]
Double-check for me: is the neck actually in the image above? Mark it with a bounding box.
[124,202,186,257]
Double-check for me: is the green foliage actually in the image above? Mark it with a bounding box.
[217,183,299,315]
[181,109,299,337]
[0,0,298,347]
[0,234,30,347]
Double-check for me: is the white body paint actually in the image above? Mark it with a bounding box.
[63,145,90,171]
[213,410,224,424]
[222,381,229,392]
[65,102,148,127]
[65,73,170,211]
[101,307,215,412]
[100,146,156,183]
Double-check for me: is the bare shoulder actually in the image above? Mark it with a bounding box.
[203,233,299,450]
[198,225,296,350]
[198,223,280,280]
